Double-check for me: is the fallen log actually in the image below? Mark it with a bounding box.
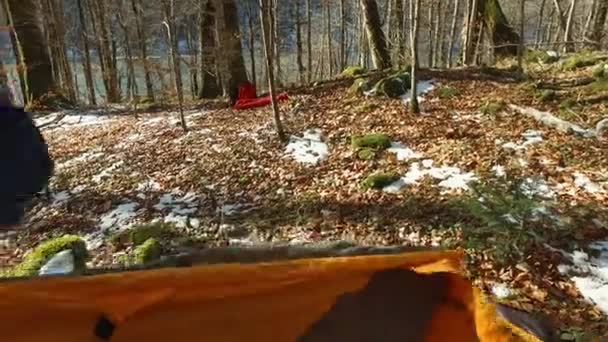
[579,93,608,105]
[509,104,596,138]
[535,76,595,89]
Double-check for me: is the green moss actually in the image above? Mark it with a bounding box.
[351,133,392,150]
[357,148,376,160]
[587,78,608,92]
[436,85,459,99]
[11,235,88,277]
[537,89,556,102]
[479,101,506,116]
[361,172,400,190]
[372,72,411,98]
[592,63,607,80]
[559,99,578,110]
[342,66,367,77]
[110,222,173,247]
[524,49,559,64]
[562,54,607,71]
[348,78,372,96]
[132,238,162,264]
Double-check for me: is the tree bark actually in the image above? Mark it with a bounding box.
[306,0,312,83]
[186,15,200,98]
[340,0,347,70]
[432,0,444,67]
[296,0,305,84]
[199,0,220,99]
[161,0,187,131]
[214,0,249,103]
[91,0,120,103]
[535,0,547,48]
[517,0,525,72]
[116,0,137,101]
[360,0,392,69]
[258,0,286,142]
[563,0,576,53]
[247,0,257,86]
[131,0,154,101]
[410,0,421,114]
[4,0,55,105]
[272,0,282,86]
[428,2,434,67]
[394,0,405,66]
[76,0,96,105]
[326,1,334,76]
[587,0,608,49]
[447,0,460,68]
[582,0,596,39]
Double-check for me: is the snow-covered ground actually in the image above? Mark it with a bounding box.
[285,128,329,164]
[401,80,436,104]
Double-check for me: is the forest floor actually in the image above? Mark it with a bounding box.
[4,62,608,337]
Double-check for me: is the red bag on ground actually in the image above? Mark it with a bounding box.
[233,82,289,110]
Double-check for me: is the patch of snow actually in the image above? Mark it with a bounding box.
[502,130,544,151]
[56,150,105,170]
[92,161,125,183]
[190,218,201,229]
[384,161,477,193]
[401,80,435,104]
[153,190,199,220]
[492,284,514,299]
[558,241,608,314]
[85,201,140,249]
[492,165,506,177]
[573,173,605,194]
[136,179,162,192]
[141,117,166,126]
[164,212,189,228]
[286,128,329,165]
[51,191,71,206]
[387,142,422,161]
[520,178,556,199]
[72,185,87,194]
[39,250,75,276]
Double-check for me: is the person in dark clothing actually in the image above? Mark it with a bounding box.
[0,85,53,232]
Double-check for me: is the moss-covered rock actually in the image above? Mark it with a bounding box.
[357,148,377,160]
[110,222,173,248]
[132,238,162,264]
[562,54,608,71]
[342,66,367,77]
[436,85,459,99]
[592,63,608,80]
[348,78,372,96]
[373,72,411,98]
[525,49,559,64]
[479,101,506,116]
[537,89,556,102]
[361,172,400,190]
[351,133,392,150]
[11,235,88,277]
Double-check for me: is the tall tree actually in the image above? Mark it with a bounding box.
[247,0,257,86]
[586,0,608,49]
[326,1,333,76]
[296,0,305,84]
[518,0,525,72]
[199,0,220,98]
[116,0,137,101]
[215,0,249,103]
[77,0,96,105]
[535,0,547,48]
[161,0,187,131]
[410,0,421,114]
[258,0,286,142]
[306,0,312,83]
[4,0,55,105]
[394,0,405,66]
[563,0,576,52]
[360,0,392,69]
[340,0,347,70]
[447,0,460,68]
[131,0,154,101]
[427,2,434,67]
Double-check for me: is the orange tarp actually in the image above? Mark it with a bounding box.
[0,250,540,341]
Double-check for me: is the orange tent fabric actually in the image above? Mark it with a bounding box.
[0,250,541,341]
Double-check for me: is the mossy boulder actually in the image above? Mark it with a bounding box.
[479,101,506,116]
[11,235,88,277]
[357,148,377,160]
[110,222,173,248]
[361,172,400,190]
[342,66,367,77]
[436,85,459,99]
[537,89,556,102]
[525,49,559,64]
[592,63,608,80]
[117,238,163,266]
[351,133,392,150]
[348,78,372,96]
[373,72,411,98]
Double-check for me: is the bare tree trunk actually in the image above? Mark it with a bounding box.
[186,16,199,98]
[247,0,257,86]
[463,0,479,65]
[91,0,120,103]
[54,0,76,102]
[215,0,249,103]
[1,0,25,99]
[131,0,154,101]
[410,0,421,114]
[199,0,220,98]
[427,3,434,67]
[161,0,187,131]
[326,1,334,76]
[4,0,55,105]
[77,0,96,105]
[518,0,525,72]
[582,0,596,39]
[563,0,576,52]
[546,5,557,44]
[535,0,547,48]
[340,0,347,70]
[306,0,312,83]
[447,0,460,68]
[432,0,443,67]
[116,0,137,101]
[394,0,405,66]
[272,0,282,86]
[258,0,286,142]
[586,0,608,49]
[296,0,305,84]
[361,0,392,69]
